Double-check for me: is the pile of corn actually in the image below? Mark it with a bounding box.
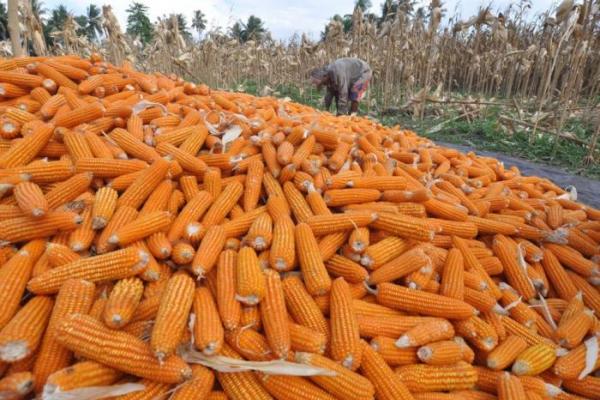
[0,54,598,400]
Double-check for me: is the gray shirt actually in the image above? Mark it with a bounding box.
[323,58,371,115]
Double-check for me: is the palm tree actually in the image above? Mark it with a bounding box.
[75,14,88,37]
[126,2,154,45]
[175,14,191,41]
[31,0,47,21]
[0,3,8,41]
[355,0,372,12]
[229,21,244,43]
[83,4,103,41]
[44,5,69,44]
[192,9,206,38]
[242,15,266,41]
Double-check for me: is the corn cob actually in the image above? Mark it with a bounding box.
[295,223,332,296]
[396,318,455,348]
[103,277,144,328]
[329,277,362,370]
[117,158,170,209]
[216,345,272,400]
[497,372,527,400]
[487,335,529,370]
[28,247,148,294]
[395,361,478,392]
[108,211,171,246]
[417,340,466,365]
[236,246,266,305]
[151,272,195,360]
[0,122,54,168]
[171,364,215,400]
[296,351,375,400]
[13,181,48,217]
[512,343,557,376]
[258,269,290,359]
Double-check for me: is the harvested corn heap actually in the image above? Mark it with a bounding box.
[0,55,598,400]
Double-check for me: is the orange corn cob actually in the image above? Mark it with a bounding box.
[216,345,272,400]
[167,191,213,242]
[0,295,53,362]
[295,223,332,295]
[330,277,362,370]
[282,275,329,336]
[487,335,529,370]
[396,318,455,348]
[360,342,414,400]
[193,286,224,356]
[512,343,557,376]
[13,181,48,217]
[360,236,408,269]
[325,254,368,283]
[91,186,118,230]
[370,336,419,366]
[108,211,171,246]
[56,313,191,383]
[243,157,264,212]
[284,181,314,223]
[259,374,336,400]
[288,320,327,354]
[260,269,290,359]
[305,211,377,236]
[28,247,148,294]
[245,212,273,251]
[171,364,215,400]
[156,141,208,175]
[395,361,478,393]
[562,375,600,399]
[103,277,144,328]
[235,247,266,305]
[295,351,375,400]
[202,181,244,227]
[117,158,170,209]
[417,340,466,365]
[0,122,54,168]
[151,272,195,360]
[497,372,527,400]
[215,250,241,330]
[367,247,431,284]
[269,215,295,271]
[376,283,476,319]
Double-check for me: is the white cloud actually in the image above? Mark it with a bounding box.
[54,0,561,40]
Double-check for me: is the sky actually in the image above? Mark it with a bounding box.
[56,0,560,40]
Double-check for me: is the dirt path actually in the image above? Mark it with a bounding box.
[438,142,600,209]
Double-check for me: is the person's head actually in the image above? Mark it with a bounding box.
[310,67,329,87]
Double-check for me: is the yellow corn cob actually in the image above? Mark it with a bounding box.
[151,272,195,360]
[376,283,475,319]
[497,372,526,400]
[235,247,266,305]
[281,275,329,336]
[202,181,244,227]
[396,318,455,348]
[56,314,191,383]
[28,247,149,294]
[487,335,529,370]
[117,158,170,209]
[329,277,361,370]
[395,361,478,393]
[32,279,95,392]
[108,211,171,246]
[295,351,375,400]
[295,223,332,296]
[103,277,144,328]
[171,364,215,400]
[14,181,48,217]
[193,286,224,356]
[0,296,54,362]
[0,240,46,330]
[512,343,557,376]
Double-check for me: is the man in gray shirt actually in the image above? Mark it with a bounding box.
[310,58,372,116]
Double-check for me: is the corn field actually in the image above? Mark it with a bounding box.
[6,1,600,161]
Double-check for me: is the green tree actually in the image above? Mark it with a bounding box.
[126,2,153,44]
[82,4,102,41]
[243,15,266,41]
[229,21,244,42]
[44,4,69,44]
[354,0,372,12]
[229,15,267,43]
[31,0,47,21]
[192,9,206,38]
[0,3,8,40]
[175,13,191,41]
